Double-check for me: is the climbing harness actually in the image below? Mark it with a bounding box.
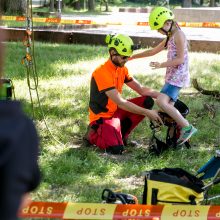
[102,188,138,204]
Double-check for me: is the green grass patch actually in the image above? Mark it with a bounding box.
[4,42,220,206]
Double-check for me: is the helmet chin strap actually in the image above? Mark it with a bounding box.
[161,20,174,48]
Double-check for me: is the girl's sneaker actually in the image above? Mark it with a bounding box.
[177,125,197,146]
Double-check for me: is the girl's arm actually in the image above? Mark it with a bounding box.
[130,39,166,60]
[150,31,186,69]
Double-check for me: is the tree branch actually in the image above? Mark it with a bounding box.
[192,78,220,98]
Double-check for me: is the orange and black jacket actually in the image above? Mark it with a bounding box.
[89,59,133,123]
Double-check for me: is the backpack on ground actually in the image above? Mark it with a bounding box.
[142,168,204,205]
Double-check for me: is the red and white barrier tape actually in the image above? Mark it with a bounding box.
[1,16,220,28]
[19,201,220,219]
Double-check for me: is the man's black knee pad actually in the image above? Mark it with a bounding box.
[106,145,124,155]
[121,118,132,138]
[143,96,154,109]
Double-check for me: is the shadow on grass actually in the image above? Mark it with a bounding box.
[4,42,107,80]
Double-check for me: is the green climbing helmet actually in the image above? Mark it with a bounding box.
[149,7,174,30]
[105,34,134,56]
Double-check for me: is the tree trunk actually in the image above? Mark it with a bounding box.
[100,0,109,12]
[182,0,192,7]
[50,0,55,12]
[80,0,87,10]
[73,1,81,10]
[0,0,26,15]
[209,0,216,6]
[88,0,95,11]
[0,1,3,13]
[104,0,109,12]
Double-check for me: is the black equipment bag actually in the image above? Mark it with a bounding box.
[0,78,13,100]
[149,100,191,156]
[142,168,205,205]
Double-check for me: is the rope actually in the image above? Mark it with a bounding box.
[22,0,65,147]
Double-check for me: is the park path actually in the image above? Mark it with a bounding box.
[61,12,220,42]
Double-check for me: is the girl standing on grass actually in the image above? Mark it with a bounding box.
[130,6,197,145]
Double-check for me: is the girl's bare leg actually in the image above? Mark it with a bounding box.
[156,93,189,128]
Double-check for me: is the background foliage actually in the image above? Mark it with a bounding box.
[0,0,219,15]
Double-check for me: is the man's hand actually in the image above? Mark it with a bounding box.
[18,193,32,210]
[145,109,163,125]
[106,89,163,124]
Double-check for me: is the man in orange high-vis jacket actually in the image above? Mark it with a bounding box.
[85,34,163,154]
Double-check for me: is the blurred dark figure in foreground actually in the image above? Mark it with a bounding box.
[0,28,41,219]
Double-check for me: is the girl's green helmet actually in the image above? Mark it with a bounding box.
[149,7,174,30]
[105,34,134,56]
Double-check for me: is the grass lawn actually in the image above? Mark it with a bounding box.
[3,41,220,210]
